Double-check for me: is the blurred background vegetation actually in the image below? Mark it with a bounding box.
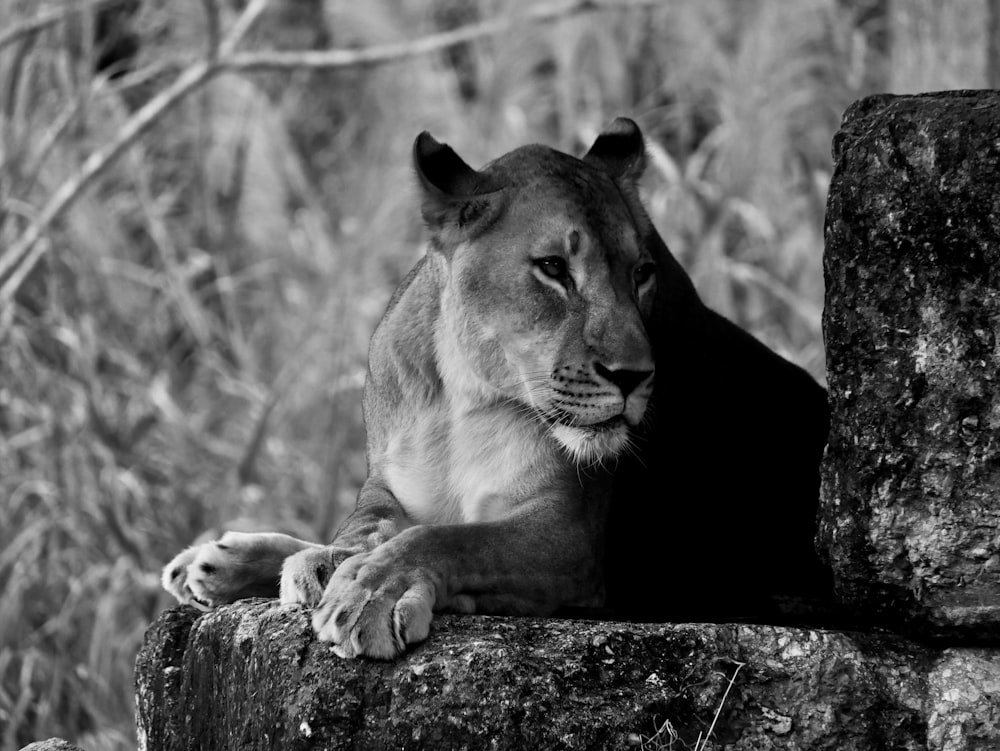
[1,0,998,747]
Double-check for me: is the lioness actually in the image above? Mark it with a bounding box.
[163,118,832,658]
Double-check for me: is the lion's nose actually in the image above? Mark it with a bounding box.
[594,363,654,398]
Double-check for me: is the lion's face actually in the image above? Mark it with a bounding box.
[416,123,656,465]
[447,171,655,464]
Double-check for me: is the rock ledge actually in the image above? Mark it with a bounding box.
[135,601,1000,750]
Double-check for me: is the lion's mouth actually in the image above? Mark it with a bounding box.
[536,408,629,432]
[584,415,628,433]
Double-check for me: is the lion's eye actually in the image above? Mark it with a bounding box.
[534,256,569,282]
[634,262,656,288]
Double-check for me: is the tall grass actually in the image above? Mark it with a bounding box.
[0,0,975,747]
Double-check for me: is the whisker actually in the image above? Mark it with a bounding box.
[515,408,550,431]
[495,375,551,393]
[621,437,647,469]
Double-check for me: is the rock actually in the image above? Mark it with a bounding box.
[820,90,1000,639]
[18,740,87,751]
[927,649,1000,751]
[135,601,940,750]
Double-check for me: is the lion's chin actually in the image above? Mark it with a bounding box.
[551,421,629,465]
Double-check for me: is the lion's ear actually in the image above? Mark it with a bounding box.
[583,118,647,184]
[413,132,503,239]
[413,132,481,197]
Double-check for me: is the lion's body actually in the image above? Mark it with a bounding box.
[162,119,832,657]
[608,303,831,621]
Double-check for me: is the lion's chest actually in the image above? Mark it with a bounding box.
[382,404,560,525]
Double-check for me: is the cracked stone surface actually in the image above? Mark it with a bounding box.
[820,90,1000,639]
[136,602,943,751]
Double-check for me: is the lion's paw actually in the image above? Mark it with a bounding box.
[279,546,338,607]
[162,531,309,609]
[312,551,436,660]
[162,545,206,609]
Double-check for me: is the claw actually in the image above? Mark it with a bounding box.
[187,591,213,612]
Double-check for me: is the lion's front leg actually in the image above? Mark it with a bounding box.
[311,509,603,659]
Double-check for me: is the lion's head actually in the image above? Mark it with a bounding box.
[414,119,656,465]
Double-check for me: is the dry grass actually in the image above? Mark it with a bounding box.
[0,0,979,747]
[638,660,745,750]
